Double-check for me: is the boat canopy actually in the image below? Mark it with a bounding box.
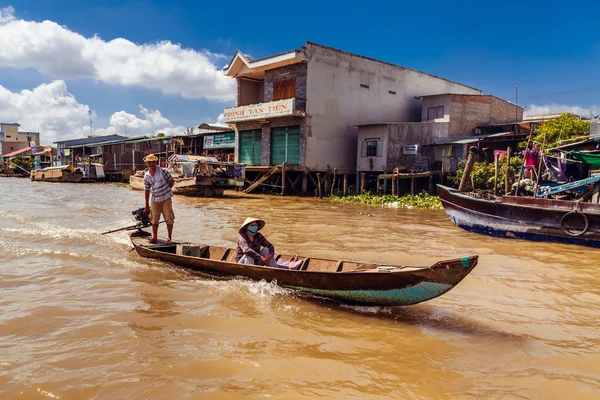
[571,151,600,168]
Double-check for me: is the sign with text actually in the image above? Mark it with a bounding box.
[403,145,419,155]
[203,133,235,149]
[224,99,294,123]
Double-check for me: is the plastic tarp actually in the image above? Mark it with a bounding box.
[570,152,600,168]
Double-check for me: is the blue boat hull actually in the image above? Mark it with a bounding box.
[289,282,454,306]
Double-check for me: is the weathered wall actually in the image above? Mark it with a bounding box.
[356,122,450,172]
[421,95,451,122]
[1,124,18,137]
[356,125,389,172]
[305,43,480,173]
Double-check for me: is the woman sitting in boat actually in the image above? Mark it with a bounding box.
[236,217,302,269]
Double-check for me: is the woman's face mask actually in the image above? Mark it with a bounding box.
[247,225,259,234]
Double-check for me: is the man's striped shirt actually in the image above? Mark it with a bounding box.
[144,166,173,202]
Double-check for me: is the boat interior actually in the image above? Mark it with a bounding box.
[139,240,412,273]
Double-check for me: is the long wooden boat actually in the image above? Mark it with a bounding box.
[128,173,221,196]
[130,230,478,306]
[438,184,600,248]
[30,165,83,183]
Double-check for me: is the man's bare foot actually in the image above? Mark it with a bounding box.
[290,255,298,262]
[149,237,158,244]
[166,238,173,244]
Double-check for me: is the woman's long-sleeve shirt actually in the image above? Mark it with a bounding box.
[235,232,275,264]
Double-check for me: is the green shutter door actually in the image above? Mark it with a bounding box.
[239,130,262,165]
[270,126,300,166]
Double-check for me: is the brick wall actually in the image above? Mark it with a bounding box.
[449,95,523,135]
[489,97,523,124]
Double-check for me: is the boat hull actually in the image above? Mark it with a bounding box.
[130,231,478,306]
[437,184,600,248]
[30,169,83,183]
[129,175,225,197]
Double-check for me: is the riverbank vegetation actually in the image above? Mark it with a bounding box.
[329,191,442,209]
[448,156,524,195]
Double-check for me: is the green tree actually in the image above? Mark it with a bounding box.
[450,156,523,195]
[12,155,34,171]
[533,113,591,148]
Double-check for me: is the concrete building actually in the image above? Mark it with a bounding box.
[356,94,524,176]
[223,42,481,178]
[0,123,40,156]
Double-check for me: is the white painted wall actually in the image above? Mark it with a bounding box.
[356,125,389,172]
[304,43,480,173]
[421,94,452,122]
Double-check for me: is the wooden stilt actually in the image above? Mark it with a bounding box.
[360,172,366,194]
[391,176,396,195]
[505,147,511,195]
[494,153,499,195]
[302,171,308,193]
[410,177,415,195]
[281,162,286,196]
[290,174,300,191]
[331,168,337,195]
[343,174,348,195]
[317,173,322,199]
[428,175,434,194]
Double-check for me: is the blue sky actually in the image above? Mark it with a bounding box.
[1,0,599,143]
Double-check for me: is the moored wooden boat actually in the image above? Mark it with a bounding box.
[30,165,83,183]
[128,173,218,196]
[437,184,600,248]
[130,230,478,306]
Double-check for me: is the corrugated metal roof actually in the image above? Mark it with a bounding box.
[77,136,172,148]
[55,134,126,146]
[2,146,31,158]
[429,132,516,145]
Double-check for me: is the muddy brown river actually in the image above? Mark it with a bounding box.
[1,177,599,399]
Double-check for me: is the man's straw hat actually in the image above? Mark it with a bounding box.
[143,154,158,162]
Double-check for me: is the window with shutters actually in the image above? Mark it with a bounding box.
[427,105,445,120]
[273,79,296,101]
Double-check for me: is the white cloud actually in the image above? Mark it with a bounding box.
[525,103,598,117]
[0,80,197,144]
[0,6,235,101]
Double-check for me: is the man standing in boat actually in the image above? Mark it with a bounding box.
[143,154,175,244]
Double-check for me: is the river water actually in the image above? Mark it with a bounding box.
[1,177,599,399]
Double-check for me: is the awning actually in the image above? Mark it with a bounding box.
[168,154,196,163]
[570,151,600,168]
[2,146,31,158]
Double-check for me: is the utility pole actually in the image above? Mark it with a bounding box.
[515,81,519,123]
[88,108,93,137]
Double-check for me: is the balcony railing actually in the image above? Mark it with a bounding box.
[224,98,304,123]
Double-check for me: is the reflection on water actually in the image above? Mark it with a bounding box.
[1,177,600,399]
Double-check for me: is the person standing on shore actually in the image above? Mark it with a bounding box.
[143,154,175,244]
